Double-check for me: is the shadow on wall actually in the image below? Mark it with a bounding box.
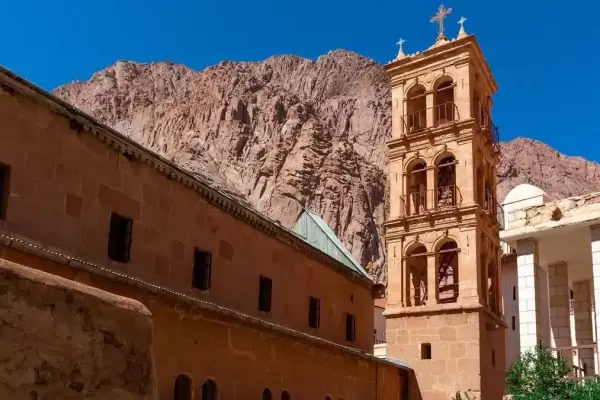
[0,259,158,400]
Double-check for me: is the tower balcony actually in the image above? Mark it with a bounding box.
[400,101,460,135]
[477,108,501,153]
[398,185,463,218]
[483,191,505,230]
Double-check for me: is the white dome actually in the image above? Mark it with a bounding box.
[503,184,549,206]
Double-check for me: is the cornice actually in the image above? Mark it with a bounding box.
[385,36,497,95]
[0,66,373,288]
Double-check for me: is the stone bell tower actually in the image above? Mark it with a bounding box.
[383,7,506,400]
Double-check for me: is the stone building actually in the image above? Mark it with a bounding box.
[0,63,411,398]
[501,184,600,378]
[381,8,507,400]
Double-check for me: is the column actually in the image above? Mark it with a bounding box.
[573,280,594,375]
[426,167,435,211]
[425,92,434,128]
[590,226,600,364]
[548,262,572,360]
[427,254,437,305]
[517,239,541,354]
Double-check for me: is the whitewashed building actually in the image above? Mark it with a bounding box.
[501,184,600,377]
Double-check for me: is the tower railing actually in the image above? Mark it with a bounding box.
[399,185,463,217]
[401,102,460,135]
[550,344,598,380]
[478,108,501,152]
[484,191,505,230]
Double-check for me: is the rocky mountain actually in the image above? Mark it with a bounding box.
[53,50,600,283]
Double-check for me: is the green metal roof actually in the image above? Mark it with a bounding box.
[292,210,371,279]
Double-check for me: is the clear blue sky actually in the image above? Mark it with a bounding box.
[2,0,598,162]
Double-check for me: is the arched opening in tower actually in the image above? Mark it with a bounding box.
[436,155,456,208]
[437,240,459,303]
[406,85,427,132]
[407,245,428,306]
[407,161,427,215]
[434,79,455,125]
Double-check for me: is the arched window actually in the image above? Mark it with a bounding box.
[202,379,217,400]
[263,388,273,400]
[406,85,427,132]
[173,375,192,400]
[436,155,456,208]
[437,240,459,304]
[406,161,427,216]
[281,390,291,400]
[434,79,455,125]
[406,245,428,306]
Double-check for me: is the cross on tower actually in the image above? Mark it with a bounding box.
[430,5,453,39]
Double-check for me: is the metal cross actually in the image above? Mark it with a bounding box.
[397,38,405,50]
[430,5,453,39]
[458,16,467,28]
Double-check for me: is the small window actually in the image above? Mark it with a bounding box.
[345,313,356,342]
[512,316,516,330]
[492,349,496,367]
[570,290,574,300]
[309,297,321,328]
[262,388,273,400]
[202,379,217,400]
[259,276,272,312]
[108,213,133,263]
[281,391,291,400]
[513,286,516,301]
[193,249,212,290]
[173,375,192,400]
[0,164,10,220]
[421,343,432,360]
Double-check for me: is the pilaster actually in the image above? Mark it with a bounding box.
[573,280,594,374]
[590,226,600,363]
[517,239,541,353]
[548,262,571,350]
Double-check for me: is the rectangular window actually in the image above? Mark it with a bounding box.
[308,297,320,328]
[345,313,356,342]
[421,343,432,360]
[192,249,212,291]
[108,213,133,263]
[258,276,272,312]
[513,286,516,301]
[492,349,496,367]
[0,164,10,220]
[512,316,516,330]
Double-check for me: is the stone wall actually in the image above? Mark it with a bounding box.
[0,76,374,352]
[0,258,157,399]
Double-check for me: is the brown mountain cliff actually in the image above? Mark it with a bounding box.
[53,51,600,283]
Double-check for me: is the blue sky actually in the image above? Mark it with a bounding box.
[2,0,598,161]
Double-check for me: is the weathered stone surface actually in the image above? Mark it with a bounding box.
[0,259,157,399]
[53,51,600,283]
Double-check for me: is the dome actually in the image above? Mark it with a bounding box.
[503,184,549,206]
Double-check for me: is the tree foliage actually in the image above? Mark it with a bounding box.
[506,344,600,400]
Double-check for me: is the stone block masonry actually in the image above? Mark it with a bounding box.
[0,258,158,399]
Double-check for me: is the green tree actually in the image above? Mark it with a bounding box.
[506,344,576,400]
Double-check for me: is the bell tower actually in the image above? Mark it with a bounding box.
[383,8,506,400]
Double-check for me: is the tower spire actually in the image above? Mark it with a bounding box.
[395,38,407,60]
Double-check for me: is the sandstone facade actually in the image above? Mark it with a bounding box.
[0,258,157,400]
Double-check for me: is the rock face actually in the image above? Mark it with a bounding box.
[0,259,158,399]
[53,51,600,283]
